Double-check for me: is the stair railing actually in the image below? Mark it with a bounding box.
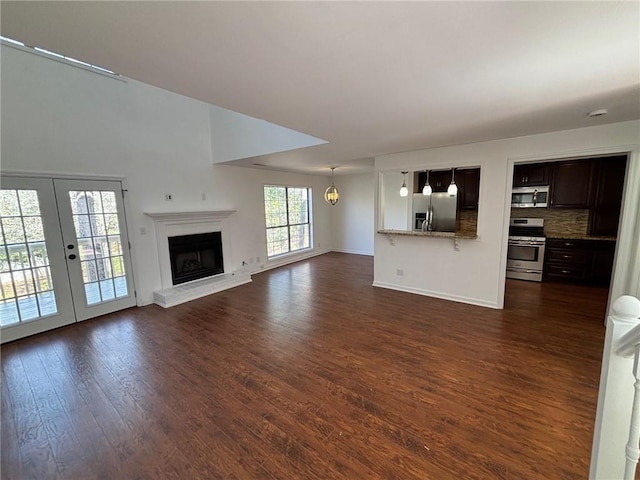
[591,295,640,479]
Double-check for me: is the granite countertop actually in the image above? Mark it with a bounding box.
[546,234,617,241]
[377,229,478,240]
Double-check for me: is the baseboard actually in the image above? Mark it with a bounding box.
[331,248,374,256]
[253,248,332,274]
[372,280,501,309]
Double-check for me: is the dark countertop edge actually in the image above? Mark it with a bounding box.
[377,230,478,240]
[546,235,617,241]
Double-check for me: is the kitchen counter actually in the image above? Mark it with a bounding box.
[546,234,616,241]
[377,229,478,240]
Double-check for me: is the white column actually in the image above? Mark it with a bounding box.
[591,296,640,479]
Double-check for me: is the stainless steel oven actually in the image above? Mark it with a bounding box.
[506,218,546,282]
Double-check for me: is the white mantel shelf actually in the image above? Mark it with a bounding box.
[144,210,236,222]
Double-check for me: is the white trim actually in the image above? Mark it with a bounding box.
[331,248,374,256]
[496,159,516,309]
[255,248,331,274]
[1,314,74,344]
[372,280,500,309]
[610,149,640,310]
[504,144,640,315]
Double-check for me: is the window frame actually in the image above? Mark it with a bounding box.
[264,185,312,259]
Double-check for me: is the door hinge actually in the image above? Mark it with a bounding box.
[128,241,132,250]
[134,290,137,298]
[121,189,128,199]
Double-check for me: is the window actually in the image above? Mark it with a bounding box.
[1,36,120,77]
[264,186,311,258]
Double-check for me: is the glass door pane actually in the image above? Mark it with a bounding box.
[54,179,136,321]
[68,190,129,305]
[0,177,75,343]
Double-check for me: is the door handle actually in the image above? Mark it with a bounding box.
[68,254,77,260]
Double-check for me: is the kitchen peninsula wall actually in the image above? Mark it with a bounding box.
[510,208,589,237]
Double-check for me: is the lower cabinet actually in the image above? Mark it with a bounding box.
[544,239,616,287]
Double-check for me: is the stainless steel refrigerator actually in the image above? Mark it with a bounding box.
[412,193,457,233]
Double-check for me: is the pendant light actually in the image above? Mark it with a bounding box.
[447,167,458,196]
[324,167,339,205]
[399,172,409,197]
[422,170,432,196]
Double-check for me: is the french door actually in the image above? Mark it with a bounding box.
[1,177,136,343]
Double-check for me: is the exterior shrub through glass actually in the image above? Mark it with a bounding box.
[264,186,311,258]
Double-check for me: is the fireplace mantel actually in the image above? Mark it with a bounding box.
[145,210,236,223]
[145,209,250,307]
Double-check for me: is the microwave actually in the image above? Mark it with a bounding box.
[511,186,549,208]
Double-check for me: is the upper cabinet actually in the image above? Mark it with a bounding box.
[513,163,549,187]
[414,170,453,193]
[428,170,453,193]
[549,159,595,208]
[593,156,627,209]
[589,155,627,236]
[457,168,481,210]
[416,168,480,208]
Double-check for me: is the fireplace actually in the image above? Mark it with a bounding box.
[168,232,223,285]
[146,210,251,308]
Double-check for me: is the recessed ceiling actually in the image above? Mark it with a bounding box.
[2,1,639,175]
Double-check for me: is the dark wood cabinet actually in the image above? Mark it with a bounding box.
[513,163,549,187]
[589,155,627,236]
[429,170,452,193]
[549,159,595,208]
[590,242,617,287]
[415,170,454,194]
[417,168,480,210]
[456,168,480,210]
[544,239,590,282]
[544,238,616,286]
[414,171,426,194]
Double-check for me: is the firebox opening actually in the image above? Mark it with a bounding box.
[168,232,223,285]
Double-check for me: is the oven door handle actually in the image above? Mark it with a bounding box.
[508,240,546,247]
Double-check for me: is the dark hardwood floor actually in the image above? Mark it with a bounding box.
[2,252,607,479]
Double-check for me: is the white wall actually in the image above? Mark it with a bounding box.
[0,45,333,305]
[209,105,326,163]
[330,172,375,256]
[374,121,640,309]
[380,171,411,231]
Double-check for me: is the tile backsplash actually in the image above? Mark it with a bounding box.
[510,208,589,236]
[457,209,478,234]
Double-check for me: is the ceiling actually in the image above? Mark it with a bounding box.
[2,1,639,175]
